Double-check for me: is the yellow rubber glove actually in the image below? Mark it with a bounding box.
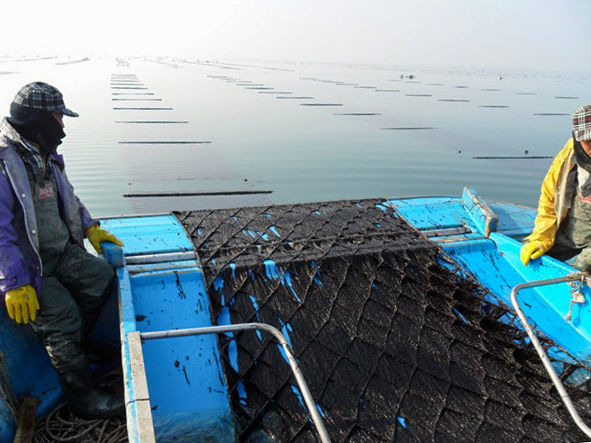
[5,285,40,324]
[85,225,123,254]
[520,241,549,266]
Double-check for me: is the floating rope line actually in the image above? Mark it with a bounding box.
[118,140,210,144]
[381,127,435,130]
[115,120,188,124]
[113,107,173,111]
[277,96,314,99]
[124,190,272,197]
[334,113,381,116]
[300,103,343,106]
[472,155,553,159]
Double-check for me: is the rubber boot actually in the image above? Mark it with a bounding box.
[58,366,125,419]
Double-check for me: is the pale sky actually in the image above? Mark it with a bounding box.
[3,0,590,71]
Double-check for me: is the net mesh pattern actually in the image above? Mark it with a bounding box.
[175,199,591,442]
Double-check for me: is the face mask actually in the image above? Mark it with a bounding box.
[36,112,65,155]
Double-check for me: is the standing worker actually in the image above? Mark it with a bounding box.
[0,82,124,418]
[521,105,591,271]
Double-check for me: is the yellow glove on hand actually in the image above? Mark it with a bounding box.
[85,225,123,254]
[5,285,39,324]
[520,241,548,266]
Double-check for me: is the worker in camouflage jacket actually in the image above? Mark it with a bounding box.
[522,105,591,271]
[0,82,124,418]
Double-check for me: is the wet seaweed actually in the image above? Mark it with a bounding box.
[175,199,591,442]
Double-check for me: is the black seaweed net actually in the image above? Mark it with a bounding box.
[175,199,591,442]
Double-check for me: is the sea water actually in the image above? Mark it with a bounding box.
[0,56,589,217]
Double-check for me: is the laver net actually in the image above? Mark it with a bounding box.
[175,199,591,442]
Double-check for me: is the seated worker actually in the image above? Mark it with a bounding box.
[521,105,591,271]
[0,82,124,418]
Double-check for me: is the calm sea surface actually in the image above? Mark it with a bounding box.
[1,57,590,217]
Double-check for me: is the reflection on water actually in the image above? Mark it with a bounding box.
[1,56,590,217]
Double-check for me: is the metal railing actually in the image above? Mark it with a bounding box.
[511,275,591,439]
[138,323,332,443]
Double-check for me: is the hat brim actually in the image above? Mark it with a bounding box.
[575,128,591,142]
[60,106,79,118]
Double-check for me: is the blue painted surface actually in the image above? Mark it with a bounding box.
[132,271,233,441]
[392,194,591,364]
[489,201,537,238]
[111,215,234,442]
[0,314,59,441]
[389,197,474,230]
[389,194,537,239]
[101,215,194,255]
[397,416,407,429]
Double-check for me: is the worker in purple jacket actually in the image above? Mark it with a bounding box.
[0,82,124,418]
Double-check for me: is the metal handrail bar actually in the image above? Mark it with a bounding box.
[140,323,331,443]
[99,212,170,220]
[128,263,199,275]
[125,251,197,264]
[421,226,470,237]
[511,275,591,439]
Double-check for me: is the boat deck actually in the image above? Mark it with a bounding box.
[97,194,591,441]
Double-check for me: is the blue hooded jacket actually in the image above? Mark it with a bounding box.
[0,118,97,294]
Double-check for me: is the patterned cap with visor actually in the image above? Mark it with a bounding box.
[12,82,78,117]
[573,105,591,142]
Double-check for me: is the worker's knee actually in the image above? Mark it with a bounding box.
[569,247,591,272]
